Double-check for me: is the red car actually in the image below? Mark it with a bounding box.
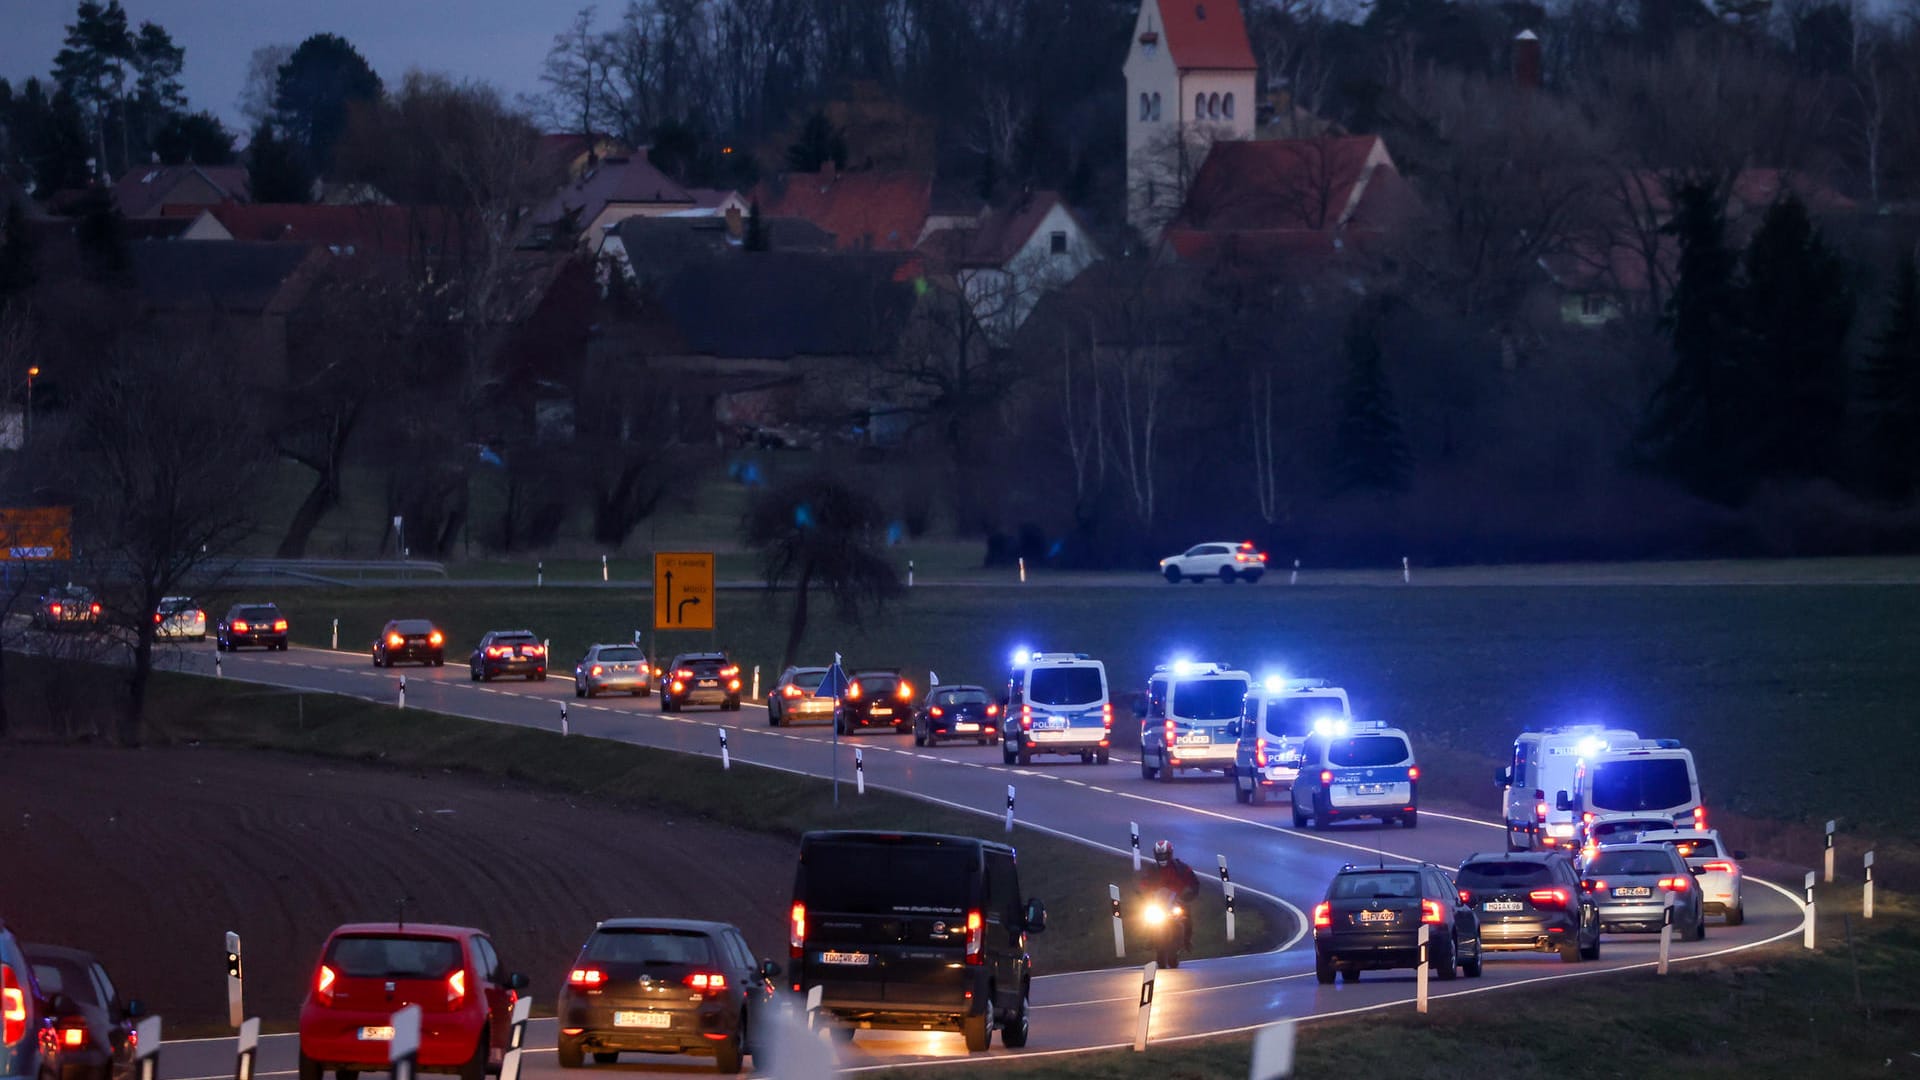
[297,924,528,1080]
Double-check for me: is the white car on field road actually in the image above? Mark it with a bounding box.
[1639,827,1747,925]
[1159,541,1267,583]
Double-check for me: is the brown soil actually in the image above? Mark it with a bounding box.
[0,745,794,1031]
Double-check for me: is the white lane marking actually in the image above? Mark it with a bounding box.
[1061,779,1088,787]
[1035,969,1314,1009]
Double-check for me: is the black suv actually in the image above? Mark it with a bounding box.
[839,669,912,734]
[1456,852,1601,963]
[660,652,741,712]
[217,603,288,651]
[469,629,547,681]
[22,944,142,1080]
[789,831,1046,1053]
[1313,862,1482,984]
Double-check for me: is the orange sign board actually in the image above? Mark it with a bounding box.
[653,551,715,631]
[0,507,72,561]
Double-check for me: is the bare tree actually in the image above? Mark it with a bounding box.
[538,6,613,136]
[1129,123,1225,241]
[237,43,295,129]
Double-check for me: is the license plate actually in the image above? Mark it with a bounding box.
[1355,783,1387,795]
[819,951,871,966]
[613,1011,672,1029]
[358,1027,395,1042]
[1266,767,1292,780]
[699,679,718,687]
[872,707,892,716]
[1176,734,1209,745]
[1484,901,1523,912]
[1614,886,1652,898]
[1358,909,1396,923]
[955,722,980,732]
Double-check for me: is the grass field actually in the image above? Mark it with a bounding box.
[34,660,1278,976]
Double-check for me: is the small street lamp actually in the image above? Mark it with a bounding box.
[24,365,38,451]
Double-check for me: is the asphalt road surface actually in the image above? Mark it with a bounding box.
[148,642,1808,1078]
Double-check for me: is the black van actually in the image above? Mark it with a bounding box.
[788,831,1046,1053]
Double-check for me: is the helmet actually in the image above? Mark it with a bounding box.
[1153,840,1173,866]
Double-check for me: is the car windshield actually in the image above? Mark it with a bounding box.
[1331,872,1422,900]
[1262,696,1346,738]
[1457,862,1556,889]
[325,936,461,979]
[27,957,99,1005]
[582,929,713,967]
[495,634,538,645]
[1328,736,1410,767]
[682,656,725,671]
[1589,758,1693,812]
[240,607,279,621]
[803,842,972,915]
[1592,820,1662,842]
[1027,667,1104,706]
[159,598,194,614]
[855,673,899,690]
[394,620,434,634]
[1588,851,1677,877]
[597,646,641,662]
[938,690,990,706]
[787,668,827,687]
[1663,837,1722,859]
[1172,678,1247,720]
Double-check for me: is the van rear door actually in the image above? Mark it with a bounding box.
[799,838,975,1007]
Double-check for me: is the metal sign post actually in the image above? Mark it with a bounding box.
[817,656,849,807]
[1864,851,1875,919]
[1658,893,1674,975]
[133,1016,161,1080]
[224,932,243,1028]
[1110,884,1126,958]
[1824,820,1837,884]
[1249,1020,1297,1080]
[390,1005,422,1080]
[854,749,865,795]
[1415,925,1430,1013]
[1133,961,1157,1051]
[233,1017,259,1080]
[1130,822,1141,872]
[1218,855,1236,942]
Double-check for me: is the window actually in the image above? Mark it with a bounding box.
[1171,678,1250,720]
[1208,92,1220,119]
[597,646,642,662]
[1511,740,1530,787]
[1195,93,1206,118]
[1263,696,1346,739]
[1150,93,1161,121]
[1580,293,1608,317]
[472,937,500,983]
[1139,93,1151,122]
[1050,230,1067,255]
[1327,736,1411,767]
[1587,850,1681,877]
[1588,758,1692,812]
[803,842,973,915]
[986,851,1019,927]
[1146,677,1168,719]
[325,936,462,979]
[582,929,714,966]
[1331,872,1421,899]
[1457,861,1556,889]
[1028,666,1104,706]
[1223,92,1235,119]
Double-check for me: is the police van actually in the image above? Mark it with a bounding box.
[1498,725,1639,852]
[1002,651,1112,766]
[1138,661,1251,781]
[1560,739,1705,845]
[1289,719,1420,829]
[1233,677,1352,805]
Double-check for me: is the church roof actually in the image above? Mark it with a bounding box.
[1152,0,1256,72]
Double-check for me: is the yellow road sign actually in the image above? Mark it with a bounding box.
[654,552,715,630]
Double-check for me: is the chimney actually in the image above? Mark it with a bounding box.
[1513,30,1542,91]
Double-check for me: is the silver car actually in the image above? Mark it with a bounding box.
[1581,842,1705,939]
[1639,828,1746,925]
[155,596,207,641]
[573,643,652,698]
[767,665,835,726]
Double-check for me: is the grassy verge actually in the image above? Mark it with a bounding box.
[872,893,1918,1079]
[108,662,1280,975]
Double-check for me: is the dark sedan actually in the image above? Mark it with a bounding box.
[217,603,288,651]
[23,943,142,1080]
[34,585,101,632]
[839,669,913,734]
[914,685,1001,746]
[373,619,445,667]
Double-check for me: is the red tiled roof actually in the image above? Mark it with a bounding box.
[111,164,249,218]
[1179,136,1393,232]
[752,168,932,252]
[1157,0,1256,71]
[922,191,1082,268]
[203,203,458,257]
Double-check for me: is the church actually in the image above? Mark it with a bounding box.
[1122,0,1258,238]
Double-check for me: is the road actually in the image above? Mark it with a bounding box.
[147,642,1807,1078]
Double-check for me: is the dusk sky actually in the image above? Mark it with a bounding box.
[0,1,574,130]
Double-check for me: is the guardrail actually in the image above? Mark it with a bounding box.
[223,558,448,585]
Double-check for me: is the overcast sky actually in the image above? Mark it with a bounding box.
[0,1,572,130]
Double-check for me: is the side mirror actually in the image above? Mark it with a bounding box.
[1495,767,1510,786]
[507,972,530,991]
[1555,790,1572,812]
[1733,850,1749,861]
[1023,898,1048,934]
[124,999,146,1020]
[759,959,781,980]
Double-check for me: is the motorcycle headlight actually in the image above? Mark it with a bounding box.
[1143,903,1167,927]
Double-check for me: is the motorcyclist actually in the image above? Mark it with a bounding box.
[1137,840,1201,950]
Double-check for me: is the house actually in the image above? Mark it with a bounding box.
[601,213,833,288]
[1123,0,1257,238]
[527,155,697,253]
[111,163,249,218]
[125,239,323,384]
[676,188,751,219]
[536,132,628,182]
[752,164,933,252]
[920,190,1104,340]
[179,203,460,258]
[308,179,391,206]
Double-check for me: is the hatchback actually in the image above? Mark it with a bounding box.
[374,620,445,667]
[1582,843,1706,939]
[22,944,142,1080]
[914,685,1000,746]
[469,631,546,682]
[767,666,834,727]
[1455,853,1600,962]
[573,644,651,698]
[1312,862,1482,983]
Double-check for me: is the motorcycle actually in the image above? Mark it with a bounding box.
[1140,887,1190,969]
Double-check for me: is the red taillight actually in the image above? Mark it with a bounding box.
[847,681,863,700]
[670,680,685,693]
[1163,719,1175,747]
[60,1023,86,1049]
[896,680,913,701]
[232,620,249,632]
[1457,889,1472,904]
[1658,876,1691,893]
[487,645,509,657]
[2,964,25,1044]
[388,633,405,648]
[1254,737,1268,768]
[720,665,740,677]
[727,679,741,691]
[674,668,693,679]
[527,643,544,656]
[428,631,443,645]
[1320,770,1333,786]
[1420,899,1444,924]
[1693,806,1707,828]
[1701,861,1736,873]
[1529,888,1570,908]
[48,603,62,615]
[590,665,604,677]
[789,902,806,957]
[782,684,804,698]
[446,969,467,1007]
[1102,701,1113,729]
[315,964,336,1006]
[1536,801,1549,821]
[684,972,728,993]
[1408,766,1420,781]
[569,968,605,987]
[90,603,101,616]
[930,706,944,717]
[964,909,983,965]
[154,612,163,624]
[1312,902,1331,928]
[1021,704,1032,731]
[273,619,287,631]
[986,703,1000,717]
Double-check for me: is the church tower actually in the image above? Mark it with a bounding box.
[1123,0,1258,239]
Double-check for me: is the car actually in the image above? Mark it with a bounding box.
[839,669,914,734]
[1233,677,1351,805]
[573,644,651,698]
[217,603,288,651]
[469,630,546,682]
[767,666,834,727]
[1158,541,1267,584]
[660,653,740,712]
[1002,651,1112,766]
[1498,725,1640,853]
[915,685,1001,746]
[1639,828,1746,925]
[2,920,46,1080]
[34,585,101,632]
[788,830,1046,1053]
[1312,861,1482,984]
[1454,852,1601,963]
[297,922,528,1080]
[555,918,778,1074]
[22,944,142,1080]
[374,619,446,667]
[1580,842,1706,939]
[1289,719,1421,829]
[153,597,207,642]
[1138,661,1250,781]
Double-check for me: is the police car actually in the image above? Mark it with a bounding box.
[1498,725,1639,852]
[1003,651,1112,766]
[1289,718,1420,829]
[1233,677,1352,805]
[1138,660,1251,781]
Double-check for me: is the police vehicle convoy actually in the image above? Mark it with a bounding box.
[1137,660,1252,781]
[1289,718,1421,829]
[1233,676,1352,805]
[1001,651,1113,765]
[1497,725,1639,852]
[1559,738,1706,851]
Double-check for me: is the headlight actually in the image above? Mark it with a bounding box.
[1143,903,1167,927]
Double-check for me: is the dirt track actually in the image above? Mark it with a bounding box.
[0,745,793,1030]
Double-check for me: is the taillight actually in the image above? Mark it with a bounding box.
[428,631,443,646]
[684,972,728,993]
[1582,812,1594,823]
[964,909,983,965]
[670,681,685,693]
[789,902,806,957]
[727,679,741,691]
[986,703,999,716]
[1101,701,1113,729]
[153,613,163,624]
[273,619,287,631]
[59,1022,87,1049]
[1528,888,1570,908]
[1021,704,1032,731]
[1536,801,1549,821]
[1692,806,1707,828]
[847,681,863,700]
[1254,737,1267,768]
[720,665,740,677]
[48,603,62,615]
[1163,719,1175,747]
[1408,766,1420,781]
[782,685,804,698]
[896,680,913,701]
[1320,770,1333,786]
[90,603,101,616]
[232,620,249,632]
[1701,861,1736,873]
[929,706,944,717]
[1658,876,1691,893]
[1586,879,1607,891]
[1457,889,1472,904]
[1420,899,1444,924]
[674,668,693,679]
[388,633,405,647]
[487,645,509,657]
[569,968,605,987]
[2,964,25,1044]
[590,665,603,677]
[446,969,467,1008]
[1312,902,1331,928]
[314,964,337,1006]
[527,643,544,655]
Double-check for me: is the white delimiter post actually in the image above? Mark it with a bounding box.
[1133,961,1157,1051]
[1825,820,1837,884]
[1130,822,1141,871]
[1004,785,1016,833]
[233,1017,260,1080]
[1658,893,1674,975]
[718,729,730,770]
[224,932,243,1028]
[559,702,568,737]
[1864,851,1875,919]
[397,676,406,709]
[1804,871,1818,950]
[854,748,865,795]
[389,1005,422,1080]
[133,1016,161,1080]
[1415,925,1430,1013]
[1249,1020,1297,1080]
[1109,884,1126,958]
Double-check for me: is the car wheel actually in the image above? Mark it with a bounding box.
[470,666,480,681]
[961,1007,990,1053]
[1234,776,1250,804]
[910,727,926,746]
[1726,903,1744,926]
[1017,746,1032,767]
[458,1035,486,1080]
[1340,967,1361,982]
[533,671,546,682]
[1218,566,1236,584]
[1315,953,1336,984]
[713,1017,743,1074]
[1435,936,1459,980]
[1096,748,1109,764]
[1141,759,1157,780]
[1164,566,1181,583]
[1243,571,1262,583]
[434,657,444,667]
[592,1054,617,1066]
[1003,742,1018,765]
[1080,750,1094,764]
[1559,939,1582,962]
[1250,781,1267,806]
[338,1072,358,1080]
[574,683,586,698]
[1291,801,1308,828]
[998,989,1031,1048]
[1462,941,1483,978]
[1312,794,1331,831]
[1580,935,1602,961]
[1402,810,1419,828]
[556,1038,583,1070]
[298,1054,322,1080]
[1693,912,1707,941]
[769,706,781,727]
